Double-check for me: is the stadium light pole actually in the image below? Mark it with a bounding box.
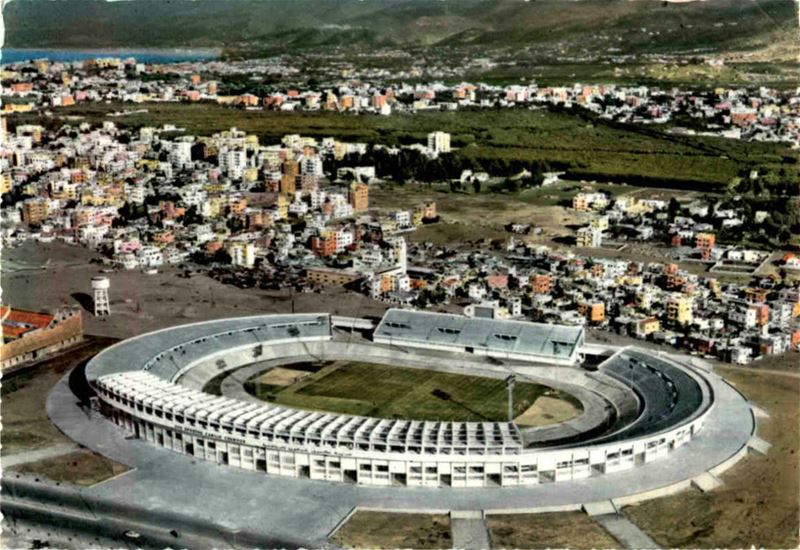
[506,374,516,422]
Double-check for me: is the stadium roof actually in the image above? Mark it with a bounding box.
[374,309,583,361]
[86,313,332,383]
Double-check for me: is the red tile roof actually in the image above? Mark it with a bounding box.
[1,306,54,340]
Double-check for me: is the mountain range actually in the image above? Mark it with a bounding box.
[3,0,796,60]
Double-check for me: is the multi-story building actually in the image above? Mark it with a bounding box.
[349,183,369,213]
[310,232,338,257]
[227,241,255,268]
[579,302,605,324]
[576,227,602,248]
[22,198,49,225]
[530,273,553,295]
[426,131,451,154]
[695,232,716,261]
[280,159,299,195]
[0,172,12,195]
[666,294,694,326]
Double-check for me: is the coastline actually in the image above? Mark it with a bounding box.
[0,47,221,65]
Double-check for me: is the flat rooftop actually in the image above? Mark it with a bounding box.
[374,309,584,361]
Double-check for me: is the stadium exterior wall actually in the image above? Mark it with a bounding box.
[89,312,715,489]
[96,382,708,488]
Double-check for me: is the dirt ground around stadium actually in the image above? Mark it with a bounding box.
[8,450,129,487]
[624,366,800,549]
[1,337,115,454]
[487,512,620,549]
[1,241,390,340]
[331,511,452,549]
[1,338,130,486]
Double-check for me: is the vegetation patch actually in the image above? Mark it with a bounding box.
[12,103,797,189]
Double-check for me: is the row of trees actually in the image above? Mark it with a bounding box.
[327,145,549,188]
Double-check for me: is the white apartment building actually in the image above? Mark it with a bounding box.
[300,155,324,176]
[222,149,247,180]
[137,246,164,268]
[428,132,450,153]
[169,141,193,169]
[427,131,451,154]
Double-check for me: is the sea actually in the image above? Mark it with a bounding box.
[0,48,220,65]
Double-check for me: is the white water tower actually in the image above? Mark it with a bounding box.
[92,276,111,316]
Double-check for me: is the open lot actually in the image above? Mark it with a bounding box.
[371,180,611,246]
[1,241,389,340]
[8,450,129,487]
[624,367,800,549]
[487,512,619,549]
[331,511,452,549]
[1,338,116,454]
[1,338,131,487]
[11,102,797,187]
[245,360,582,423]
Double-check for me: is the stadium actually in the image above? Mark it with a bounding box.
[82,309,754,490]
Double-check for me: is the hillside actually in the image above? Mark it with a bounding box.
[4,0,796,59]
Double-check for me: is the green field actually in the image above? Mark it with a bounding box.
[10,102,798,188]
[244,361,581,423]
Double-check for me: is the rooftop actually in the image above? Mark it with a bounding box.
[1,305,54,340]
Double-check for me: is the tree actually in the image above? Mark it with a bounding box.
[667,197,680,221]
[182,205,204,226]
[472,180,481,194]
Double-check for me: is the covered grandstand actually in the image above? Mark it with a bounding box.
[373,309,584,366]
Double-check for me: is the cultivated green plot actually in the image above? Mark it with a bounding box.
[245,361,582,424]
[11,103,797,188]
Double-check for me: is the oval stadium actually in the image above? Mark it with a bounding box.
[82,309,757,491]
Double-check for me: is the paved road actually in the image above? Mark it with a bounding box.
[450,511,490,550]
[2,443,80,468]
